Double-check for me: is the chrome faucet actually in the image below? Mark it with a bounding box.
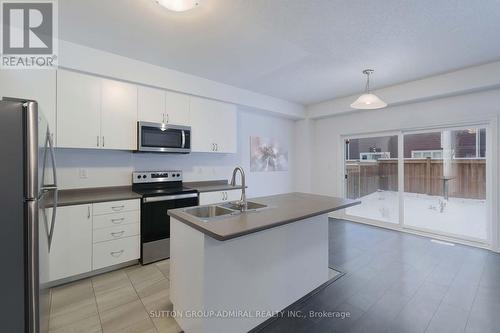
[230,166,247,211]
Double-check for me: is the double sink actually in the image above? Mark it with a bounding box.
[183,201,268,222]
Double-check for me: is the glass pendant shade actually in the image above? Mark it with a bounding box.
[155,0,200,12]
[351,69,387,110]
[350,93,387,109]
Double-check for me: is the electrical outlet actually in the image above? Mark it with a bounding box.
[79,168,88,179]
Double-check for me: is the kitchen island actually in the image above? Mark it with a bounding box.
[167,192,359,333]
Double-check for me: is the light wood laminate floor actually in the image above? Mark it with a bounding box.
[49,259,181,333]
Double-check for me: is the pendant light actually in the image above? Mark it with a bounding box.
[350,69,387,110]
[155,0,200,12]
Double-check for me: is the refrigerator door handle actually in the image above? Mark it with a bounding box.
[47,189,58,251]
[46,131,58,251]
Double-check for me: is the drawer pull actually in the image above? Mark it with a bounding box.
[110,231,125,238]
[111,218,125,224]
[110,250,125,257]
[111,205,125,211]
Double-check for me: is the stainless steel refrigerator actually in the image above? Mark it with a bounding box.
[0,98,58,333]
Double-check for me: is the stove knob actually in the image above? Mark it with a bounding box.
[177,173,181,177]
[137,175,142,179]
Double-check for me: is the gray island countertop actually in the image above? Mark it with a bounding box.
[168,192,360,241]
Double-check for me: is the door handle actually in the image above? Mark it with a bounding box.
[111,217,125,224]
[47,189,58,251]
[111,205,125,211]
[110,231,125,238]
[45,131,58,252]
[110,250,124,257]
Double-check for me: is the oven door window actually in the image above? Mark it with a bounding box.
[141,126,183,148]
[141,196,198,243]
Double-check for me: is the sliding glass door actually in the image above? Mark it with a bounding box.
[344,134,399,224]
[343,125,489,243]
[403,127,488,241]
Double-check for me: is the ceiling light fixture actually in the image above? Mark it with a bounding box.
[350,69,387,110]
[155,0,200,12]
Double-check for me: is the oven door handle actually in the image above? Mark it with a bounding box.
[143,193,198,203]
[181,130,186,149]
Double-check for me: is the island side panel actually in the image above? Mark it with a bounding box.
[170,218,206,333]
[202,214,329,333]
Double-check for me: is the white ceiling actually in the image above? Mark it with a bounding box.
[59,0,500,105]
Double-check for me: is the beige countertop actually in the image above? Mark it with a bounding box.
[168,192,360,241]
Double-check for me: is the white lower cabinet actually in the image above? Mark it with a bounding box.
[93,236,140,270]
[49,199,140,282]
[93,210,140,229]
[93,223,140,243]
[49,204,93,282]
[199,189,242,205]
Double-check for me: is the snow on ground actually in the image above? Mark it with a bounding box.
[346,190,487,240]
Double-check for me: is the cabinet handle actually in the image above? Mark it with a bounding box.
[102,136,105,147]
[111,205,125,212]
[111,217,125,224]
[110,231,125,238]
[166,114,169,123]
[97,136,99,147]
[162,113,165,124]
[110,250,124,257]
[216,143,219,151]
[87,206,91,219]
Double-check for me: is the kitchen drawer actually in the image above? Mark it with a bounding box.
[93,236,140,270]
[93,210,139,229]
[93,223,140,243]
[92,199,139,216]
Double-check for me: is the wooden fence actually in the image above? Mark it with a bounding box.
[345,158,486,200]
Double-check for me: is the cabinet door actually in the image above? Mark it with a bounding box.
[189,96,217,153]
[101,79,138,150]
[213,102,237,153]
[165,91,190,125]
[57,70,101,149]
[0,69,57,144]
[138,86,165,124]
[49,204,92,281]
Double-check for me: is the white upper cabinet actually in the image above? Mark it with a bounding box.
[165,91,190,125]
[57,70,101,149]
[138,86,165,124]
[190,96,237,153]
[0,69,57,143]
[57,70,138,150]
[101,79,138,150]
[138,87,190,126]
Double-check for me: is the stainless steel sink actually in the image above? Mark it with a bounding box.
[220,201,268,211]
[183,205,236,219]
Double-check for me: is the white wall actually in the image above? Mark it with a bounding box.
[56,108,295,198]
[307,88,500,251]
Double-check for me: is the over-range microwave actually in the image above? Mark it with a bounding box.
[137,121,191,153]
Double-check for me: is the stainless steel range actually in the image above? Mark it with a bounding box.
[132,171,198,264]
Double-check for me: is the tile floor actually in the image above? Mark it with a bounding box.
[49,219,500,333]
[49,260,181,333]
[259,219,500,333]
